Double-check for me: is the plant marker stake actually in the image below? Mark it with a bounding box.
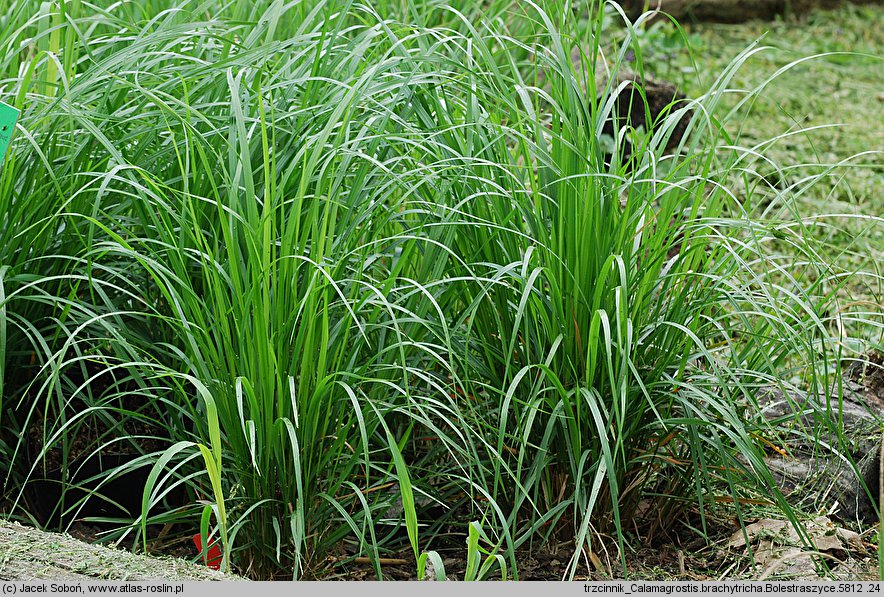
[192,533,223,570]
[0,101,19,168]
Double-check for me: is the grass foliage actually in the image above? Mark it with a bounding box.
[0,0,880,580]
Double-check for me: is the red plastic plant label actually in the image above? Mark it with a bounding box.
[192,533,223,570]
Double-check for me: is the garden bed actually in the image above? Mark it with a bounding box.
[1,0,880,582]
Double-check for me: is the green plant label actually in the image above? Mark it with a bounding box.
[0,100,20,165]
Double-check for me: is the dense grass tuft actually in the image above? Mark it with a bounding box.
[0,0,880,580]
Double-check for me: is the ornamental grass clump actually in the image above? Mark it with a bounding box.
[0,0,878,580]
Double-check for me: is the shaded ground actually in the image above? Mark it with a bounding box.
[327,354,884,581]
[325,521,877,581]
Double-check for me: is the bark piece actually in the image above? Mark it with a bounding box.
[755,366,884,525]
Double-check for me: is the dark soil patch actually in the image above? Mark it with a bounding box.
[846,351,884,404]
[11,358,184,527]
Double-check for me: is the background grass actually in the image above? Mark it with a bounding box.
[645,4,883,351]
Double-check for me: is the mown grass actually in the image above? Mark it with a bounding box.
[644,4,883,350]
[0,0,880,580]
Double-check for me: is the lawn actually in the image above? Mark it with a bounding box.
[0,0,881,581]
[652,4,883,344]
